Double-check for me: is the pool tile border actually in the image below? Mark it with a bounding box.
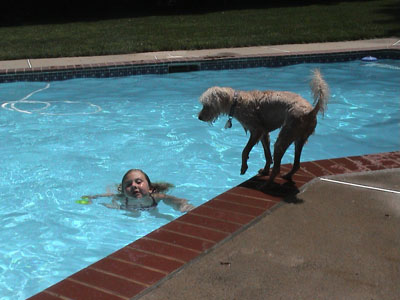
[28,151,400,300]
[1,48,399,83]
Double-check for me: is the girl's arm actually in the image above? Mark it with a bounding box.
[101,198,121,209]
[87,194,123,209]
[82,192,115,200]
[155,193,195,212]
[79,193,116,205]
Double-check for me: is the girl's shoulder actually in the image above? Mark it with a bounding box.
[112,193,125,200]
[151,192,167,201]
[152,182,174,193]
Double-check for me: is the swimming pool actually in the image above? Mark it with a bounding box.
[0,59,399,299]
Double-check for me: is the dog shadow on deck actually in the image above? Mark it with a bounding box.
[239,176,304,204]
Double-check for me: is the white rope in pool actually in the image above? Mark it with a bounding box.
[1,83,102,115]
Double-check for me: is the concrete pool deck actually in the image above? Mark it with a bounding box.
[2,38,398,299]
[0,38,399,71]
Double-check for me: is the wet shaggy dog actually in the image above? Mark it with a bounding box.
[198,69,329,184]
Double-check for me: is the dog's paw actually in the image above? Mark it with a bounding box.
[258,168,270,176]
[282,173,293,181]
[266,179,275,186]
[240,164,248,175]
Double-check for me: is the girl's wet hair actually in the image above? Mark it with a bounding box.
[118,169,174,194]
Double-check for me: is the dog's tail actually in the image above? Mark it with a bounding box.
[310,69,329,116]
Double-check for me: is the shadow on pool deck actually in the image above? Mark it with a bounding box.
[140,168,400,300]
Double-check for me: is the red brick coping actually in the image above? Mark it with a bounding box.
[28,151,400,300]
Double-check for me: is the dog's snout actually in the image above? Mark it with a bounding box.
[198,110,205,121]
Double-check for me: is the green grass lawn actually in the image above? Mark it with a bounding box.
[0,0,398,60]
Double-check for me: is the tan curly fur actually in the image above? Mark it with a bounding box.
[198,69,329,183]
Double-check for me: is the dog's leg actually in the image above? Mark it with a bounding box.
[258,133,272,175]
[282,139,306,181]
[268,130,293,183]
[241,132,261,175]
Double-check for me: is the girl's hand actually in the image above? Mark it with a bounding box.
[179,203,195,212]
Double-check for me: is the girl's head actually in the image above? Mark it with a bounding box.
[119,169,174,198]
[121,169,153,199]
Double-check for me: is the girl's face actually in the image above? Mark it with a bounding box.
[123,170,152,198]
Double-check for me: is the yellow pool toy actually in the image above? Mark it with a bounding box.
[76,196,90,205]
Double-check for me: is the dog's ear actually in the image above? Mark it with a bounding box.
[201,87,222,104]
[212,87,232,103]
[208,87,221,100]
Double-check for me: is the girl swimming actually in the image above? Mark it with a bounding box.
[83,169,194,212]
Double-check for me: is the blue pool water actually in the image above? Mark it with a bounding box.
[0,60,399,299]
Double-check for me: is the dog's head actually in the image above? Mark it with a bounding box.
[198,87,231,123]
